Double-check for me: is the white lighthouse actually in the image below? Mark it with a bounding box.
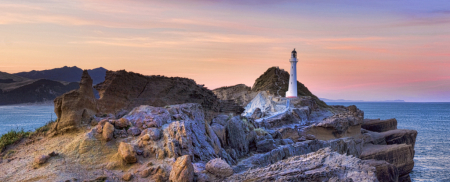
[286,49,298,98]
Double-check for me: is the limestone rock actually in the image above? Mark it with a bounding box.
[360,144,414,178]
[127,127,141,136]
[256,139,276,153]
[362,159,399,182]
[381,129,418,148]
[301,106,364,140]
[163,103,232,163]
[226,116,255,158]
[169,155,194,182]
[122,173,133,181]
[114,118,129,129]
[211,123,226,146]
[226,148,377,181]
[102,122,115,141]
[251,108,262,119]
[205,158,234,178]
[141,128,161,141]
[362,118,397,132]
[52,70,97,133]
[212,84,252,106]
[34,155,50,165]
[278,127,300,141]
[123,105,171,129]
[118,142,137,164]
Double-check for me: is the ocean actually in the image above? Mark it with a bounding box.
[329,102,450,181]
[0,102,449,181]
[0,105,55,135]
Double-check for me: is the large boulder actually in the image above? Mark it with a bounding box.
[205,158,234,178]
[360,144,414,179]
[169,155,194,182]
[226,148,377,181]
[362,118,397,132]
[118,142,137,164]
[52,70,97,133]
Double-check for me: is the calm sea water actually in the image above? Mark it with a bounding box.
[329,102,450,182]
[0,105,55,135]
[0,103,448,181]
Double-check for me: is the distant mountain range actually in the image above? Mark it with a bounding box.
[0,66,107,105]
[14,66,107,84]
[320,98,405,102]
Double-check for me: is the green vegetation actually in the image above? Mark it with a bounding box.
[0,129,31,152]
[0,120,55,152]
[254,128,268,136]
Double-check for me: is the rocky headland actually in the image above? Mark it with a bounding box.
[0,67,417,182]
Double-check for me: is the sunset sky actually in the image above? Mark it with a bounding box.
[1,0,450,102]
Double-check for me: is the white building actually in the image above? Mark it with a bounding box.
[286,49,298,98]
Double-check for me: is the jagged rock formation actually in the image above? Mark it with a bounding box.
[226,148,378,182]
[212,84,253,106]
[52,70,98,133]
[0,67,418,182]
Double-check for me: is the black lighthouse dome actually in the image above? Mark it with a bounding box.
[291,48,297,58]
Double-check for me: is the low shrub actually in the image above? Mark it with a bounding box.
[0,129,31,152]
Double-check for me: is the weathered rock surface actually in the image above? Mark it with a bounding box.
[362,118,397,132]
[360,144,414,179]
[102,122,115,141]
[141,128,161,141]
[205,158,234,178]
[118,142,137,164]
[362,159,399,182]
[94,70,221,114]
[301,105,364,140]
[226,148,378,182]
[163,104,231,163]
[52,70,97,133]
[381,129,418,148]
[212,84,253,106]
[169,155,194,182]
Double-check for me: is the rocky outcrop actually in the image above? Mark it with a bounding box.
[52,70,97,133]
[362,159,399,182]
[169,155,194,182]
[362,118,397,132]
[94,70,221,114]
[301,105,364,140]
[381,129,418,148]
[226,148,377,182]
[360,144,414,181]
[205,158,234,178]
[212,84,252,106]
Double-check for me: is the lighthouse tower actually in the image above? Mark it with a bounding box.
[286,49,298,98]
